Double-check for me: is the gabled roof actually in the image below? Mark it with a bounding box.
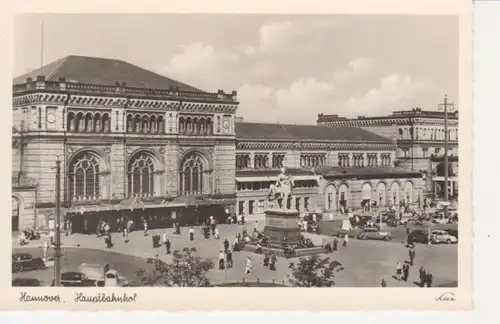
[13,55,204,92]
[235,122,393,143]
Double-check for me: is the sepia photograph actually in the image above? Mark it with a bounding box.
[11,13,461,291]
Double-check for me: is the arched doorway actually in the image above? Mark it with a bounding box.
[127,152,158,198]
[324,184,336,211]
[404,181,413,205]
[377,182,387,207]
[179,151,209,195]
[390,182,400,206]
[338,183,349,212]
[12,196,21,232]
[361,182,372,211]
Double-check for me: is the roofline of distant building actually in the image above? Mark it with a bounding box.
[317,108,459,123]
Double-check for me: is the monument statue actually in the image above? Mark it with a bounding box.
[268,167,295,210]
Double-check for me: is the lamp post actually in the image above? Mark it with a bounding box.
[439,95,453,220]
[53,155,62,286]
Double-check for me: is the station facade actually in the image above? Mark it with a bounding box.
[12,55,425,232]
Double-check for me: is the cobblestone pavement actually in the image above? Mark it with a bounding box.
[13,222,457,287]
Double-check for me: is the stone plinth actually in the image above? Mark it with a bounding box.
[263,208,300,246]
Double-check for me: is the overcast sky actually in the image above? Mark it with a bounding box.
[14,14,458,124]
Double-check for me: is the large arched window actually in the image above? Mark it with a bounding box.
[180,152,206,195]
[127,153,155,197]
[68,152,100,201]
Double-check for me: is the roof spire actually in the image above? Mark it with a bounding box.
[40,18,44,77]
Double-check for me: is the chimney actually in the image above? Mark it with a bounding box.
[36,75,46,82]
[26,77,32,82]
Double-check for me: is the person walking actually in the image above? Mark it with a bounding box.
[343,234,349,247]
[143,219,148,236]
[189,227,195,241]
[270,253,277,271]
[333,237,339,251]
[233,236,240,252]
[123,227,129,243]
[426,272,433,287]
[245,257,252,275]
[42,239,49,262]
[381,278,387,287]
[214,227,220,240]
[402,262,410,282]
[418,266,427,287]
[223,239,230,253]
[218,250,225,270]
[226,249,233,268]
[409,247,416,265]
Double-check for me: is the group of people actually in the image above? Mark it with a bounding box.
[390,244,433,287]
[226,213,246,225]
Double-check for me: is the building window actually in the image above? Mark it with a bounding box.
[272,154,285,168]
[295,198,301,211]
[257,200,265,214]
[68,152,101,201]
[249,200,255,215]
[381,154,392,167]
[236,154,250,169]
[338,154,350,168]
[300,154,326,168]
[327,193,333,210]
[178,116,213,135]
[254,154,269,169]
[127,153,155,197]
[403,150,408,159]
[180,152,206,195]
[304,197,310,211]
[367,153,378,167]
[353,154,364,167]
[423,148,428,158]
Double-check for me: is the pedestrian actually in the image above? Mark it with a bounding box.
[123,227,129,243]
[226,249,233,268]
[233,236,240,252]
[426,272,433,287]
[245,257,252,275]
[381,278,387,287]
[343,234,349,247]
[43,239,49,262]
[218,250,225,270]
[402,262,410,281]
[223,239,230,253]
[241,214,245,225]
[19,231,27,246]
[409,247,416,265]
[270,253,277,271]
[189,227,195,241]
[214,227,220,239]
[254,220,259,232]
[104,222,110,235]
[396,261,402,281]
[49,228,55,245]
[418,266,426,287]
[143,219,148,236]
[333,237,339,251]
[263,251,270,267]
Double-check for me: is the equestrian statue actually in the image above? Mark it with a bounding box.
[268,167,295,210]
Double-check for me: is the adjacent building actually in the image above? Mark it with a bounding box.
[317,108,459,200]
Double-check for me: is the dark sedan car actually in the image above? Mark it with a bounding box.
[58,271,104,287]
[409,229,430,244]
[12,277,42,286]
[12,253,46,273]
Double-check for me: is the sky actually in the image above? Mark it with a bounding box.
[14,14,458,124]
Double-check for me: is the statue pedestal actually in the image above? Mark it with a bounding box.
[263,208,300,246]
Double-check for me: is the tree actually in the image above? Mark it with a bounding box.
[287,255,344,287]
[136,247,214,287]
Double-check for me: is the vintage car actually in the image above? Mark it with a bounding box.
[12,277,42,286]
[79,263,129,287]
[12,253,46,273]
[58,271,98,287]
[431,230,458,244]
[409,229,430,244]
[356,227,392,241]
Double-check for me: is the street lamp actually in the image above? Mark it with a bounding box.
[439,95,453,220]
[53,155,62,286]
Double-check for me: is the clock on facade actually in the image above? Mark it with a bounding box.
[222,120,229,129]
[47,113,56,123]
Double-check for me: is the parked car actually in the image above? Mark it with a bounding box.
[431,230,458,244]
[12,277,42,287]
[356,227,392,241]
[12,253,46,273]
[409,229,430,244]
